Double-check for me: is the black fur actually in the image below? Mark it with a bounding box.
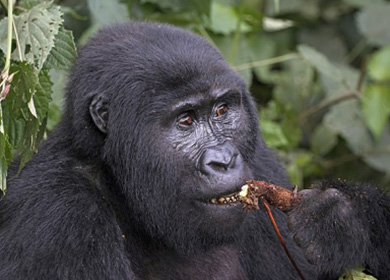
[0,22,389,280]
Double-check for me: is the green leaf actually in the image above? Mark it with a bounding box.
[311,125,338,155]
[20,68,52,170]
[0,106,13,193]
[342,0,384,8]
[208,2,251,35]
[363,126,390,174]
[141,0,211,15]
[298,44,359,95]
[87,0,129,25]
[340,267,378,280]
[212,34,252,85]
[324,100,373,155]
[298,44,359,103]
[297,44,370,155]
[367,45,390,81]
[273,59,315,113]
[18,0,42,9]
[260,119,289,149]
[2,63,39,148]
[47,69,66,131]
[0,2,63,69]
[298,45,343,85]
[357,3,390,46]
[45,27,77,70]
[2,62,51,173]
[362,84,390,139]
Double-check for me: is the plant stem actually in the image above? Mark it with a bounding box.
[0,0,7,12]
[299,92,360,121]
[261,198,306,280]
[4,0,13,74]
[229,1,244,65]
[233,53,299,71]
[12,19,23,61]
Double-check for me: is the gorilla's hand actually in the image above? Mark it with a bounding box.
[287,180,370,277]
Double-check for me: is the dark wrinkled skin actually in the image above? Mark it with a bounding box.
[0,22,389,280]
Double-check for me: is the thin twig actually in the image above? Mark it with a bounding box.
[1,0,13,93]
[261,198,306,280]
[229,1,244,65]
[0,0,7,14]
[344,38,367,65]
[356,60,366,93]
[12,18,23,61]
[299,92,360,121]
[4,0,13,73]
[233,53,299,72]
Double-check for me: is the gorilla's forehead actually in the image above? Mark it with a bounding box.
[76,22,244,91]
[167,87,239,111]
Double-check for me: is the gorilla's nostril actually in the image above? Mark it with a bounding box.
[207,161,228,172]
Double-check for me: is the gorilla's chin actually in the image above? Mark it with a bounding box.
[194,199,246,227]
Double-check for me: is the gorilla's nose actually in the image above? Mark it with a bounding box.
[200,142,243,178]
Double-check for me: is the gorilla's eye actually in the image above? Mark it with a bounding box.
[216,105,228,117]
[178,114,194,126]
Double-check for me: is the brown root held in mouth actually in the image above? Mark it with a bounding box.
[239,180,300,212]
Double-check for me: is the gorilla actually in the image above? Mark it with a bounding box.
[0,21,389,280]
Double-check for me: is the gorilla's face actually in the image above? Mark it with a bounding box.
[82,22,261,252]
[165,86,252,222]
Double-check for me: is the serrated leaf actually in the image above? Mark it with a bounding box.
[362,85,390,139]
[45,27,77,70]
[2,63,39,148]
[1,62,51,174]
[357,3,390,46]
[19,68,52,170]
[0,127,12,193]
[367,45,390,81]
[33,68,52,143]
[18,0,42,9]
[0,2,63,69]
[0,103,12,192]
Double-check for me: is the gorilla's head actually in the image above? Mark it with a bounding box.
[63,22,287,253]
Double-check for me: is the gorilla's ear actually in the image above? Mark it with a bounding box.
[89,93,109,134]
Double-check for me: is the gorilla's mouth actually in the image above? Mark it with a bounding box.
[208,190,241,205]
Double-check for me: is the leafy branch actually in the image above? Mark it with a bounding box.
[0,0,77,192]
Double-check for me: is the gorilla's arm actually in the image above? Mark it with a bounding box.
[0,155,136,280]
[288,180,390,279]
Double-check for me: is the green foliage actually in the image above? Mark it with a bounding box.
[0,1,63,69]
[0,0,76,192]
[340,267,378,280]
[357,2,390,47]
